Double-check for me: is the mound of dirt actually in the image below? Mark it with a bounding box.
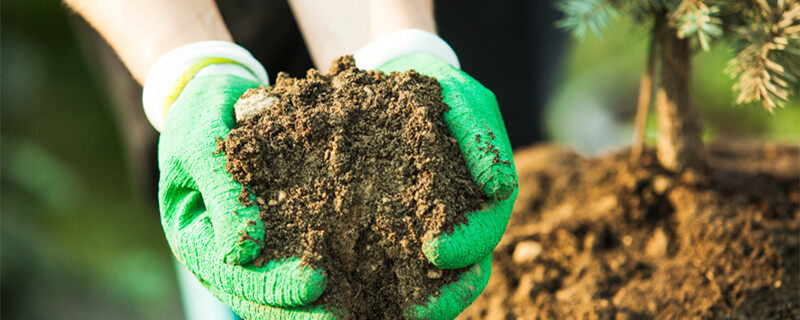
[218,56,485,319]
[459,141,799,319]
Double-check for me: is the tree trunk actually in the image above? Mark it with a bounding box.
[654,18,706,172]
[631,34,656,160]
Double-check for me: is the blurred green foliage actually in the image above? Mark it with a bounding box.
[545,15,800,152]
[1,1,796,319]
[1,0,180,319]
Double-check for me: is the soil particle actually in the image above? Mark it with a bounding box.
[512,241,543,264]
[219,56,485,319]
[459,141,799,320]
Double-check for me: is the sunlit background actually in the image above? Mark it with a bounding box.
[2,1,797,319]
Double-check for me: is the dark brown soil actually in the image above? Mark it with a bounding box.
[218,56,485,319]
[459,141,799,320]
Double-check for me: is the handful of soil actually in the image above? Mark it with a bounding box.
[218,56,485,318]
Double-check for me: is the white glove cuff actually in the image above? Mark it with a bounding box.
[354,29,460,70]
[142,41,268,132]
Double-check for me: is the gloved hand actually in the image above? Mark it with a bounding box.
[177,66,501,320]
[216,254,492,320]
[403,254,494,319]
[144,42,330,320]
[378,53,518,269]
[357,29,519,319]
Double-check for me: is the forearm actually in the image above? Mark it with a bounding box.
[286,0,369,70]
[369,0,435,40]
[288,0,435,69]
[66,0,231,84]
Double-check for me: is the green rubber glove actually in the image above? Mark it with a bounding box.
[206,281,336,320]
[208,254,491,320]
[158,73,329,317]
[404,254,493,320]
[378,53,519,270]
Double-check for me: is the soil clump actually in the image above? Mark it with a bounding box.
[459,141,799,319]
[219,56,485,319]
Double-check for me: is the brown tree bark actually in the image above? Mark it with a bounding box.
[631,35,656,160]
[654,18,706,172]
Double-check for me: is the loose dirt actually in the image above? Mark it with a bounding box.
[218,56,485,319]
[459,141,799,319]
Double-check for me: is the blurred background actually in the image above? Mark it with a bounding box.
[2,0,797,319]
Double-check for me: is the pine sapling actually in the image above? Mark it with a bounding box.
[557,0,800,172]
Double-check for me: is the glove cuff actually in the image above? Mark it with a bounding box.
[142,41,268,131]
[354,29,460,70]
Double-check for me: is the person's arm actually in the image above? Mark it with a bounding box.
[287,0,435,69]
[368,0,435,40]
[65,0,231,84]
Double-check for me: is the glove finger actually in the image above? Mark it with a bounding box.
[163,185,326,307]
[422,190,517,269]
[439,78,516,201]
[166,74,267,265]
[208,183,265,265]
[378,53,518,200]
[210,257,328,308]
[446,109,516,200]
[404,254,492,320]
[206,279,338,320]
[194,152,265,266]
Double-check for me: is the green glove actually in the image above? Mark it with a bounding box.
[404,254,493,320]
[157,73,329,318]
[209,254,491,320]
[379,53,519,270]
[206,281,336,320]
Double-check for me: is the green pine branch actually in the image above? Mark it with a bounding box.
[726,0,800,111]
[556,0,799,111]
[671,0,724,50]
[556,0,620,38]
